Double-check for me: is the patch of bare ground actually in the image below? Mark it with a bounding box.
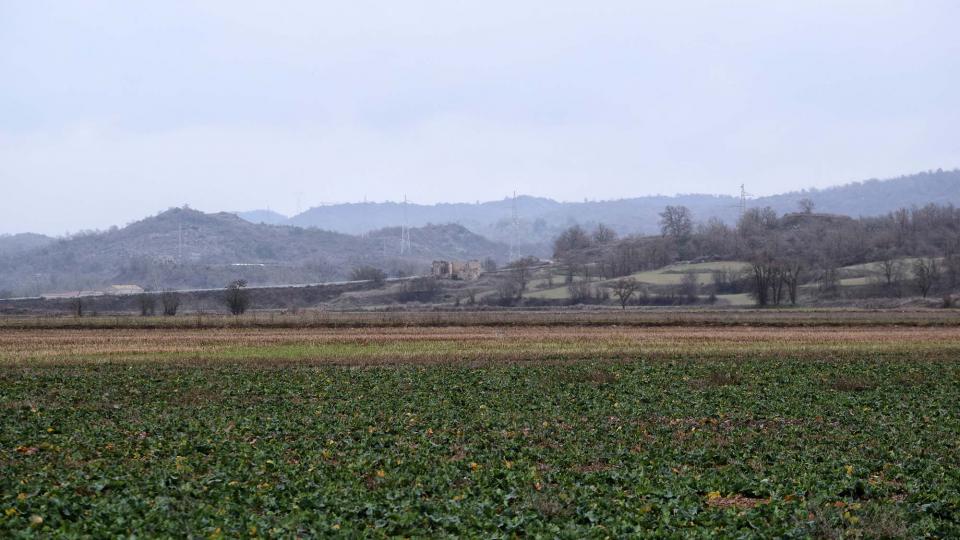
[448,445,467,462]
[561,368,618,385]
[895,371,929,387]
[806,503,909,539]
[4,324,960,367]
[707,494,769,509]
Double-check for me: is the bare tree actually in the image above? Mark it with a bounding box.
[495,275,522,303]
[798,198,816,214]
[782,261,804,305]
[591,223,618,244]
[137,293,156,316]
[567,280,592,303]
[749,260,775,307]
[658,206,693,242]
[225,280,251,315]
[610,277,640,309]
[876,256,905,296]
[817,263,840,297]
[552,225,593,258]
[913,258,940,298]
[70,296,84,317]
[768,265,786,306]
[506,256,538,293]
[160,290,180,316]
[680,272,699,303]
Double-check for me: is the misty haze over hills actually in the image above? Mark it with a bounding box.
[1,169,958,297]
[238,169,960,245]
[0,209,508,296]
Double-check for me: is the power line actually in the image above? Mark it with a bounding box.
[178,218,183,263]
[509,191,519,263]
[400,195,412,255]
[739,184,753,218]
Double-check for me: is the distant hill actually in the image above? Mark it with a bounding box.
[0,233,54,255]
[279,195,739,246]
[234,209,289,225]
[753,169,960,217]
[250,169,960,242]
[0,208,509,296]
[4,168,957,297]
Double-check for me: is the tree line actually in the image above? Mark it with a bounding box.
[552,201,960,306]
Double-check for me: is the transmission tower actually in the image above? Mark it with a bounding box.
[178,222,183,262]
[738,184,753,218]
[400,195,412,255]
[508,191,519,263]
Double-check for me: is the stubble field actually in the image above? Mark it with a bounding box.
[1,311,959,537]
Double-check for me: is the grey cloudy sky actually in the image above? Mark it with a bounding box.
[2,1,958,235]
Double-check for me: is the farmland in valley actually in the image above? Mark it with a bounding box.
[1,311,959,536]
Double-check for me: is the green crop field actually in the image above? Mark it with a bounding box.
[2,316,959,537]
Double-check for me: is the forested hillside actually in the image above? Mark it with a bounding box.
[0,208,508,296]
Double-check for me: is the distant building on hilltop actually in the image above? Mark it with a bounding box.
[42,284,145,299]
[431,260,482,280]
[103,284,145,296]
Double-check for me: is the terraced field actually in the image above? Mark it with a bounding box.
[2,313,959,537]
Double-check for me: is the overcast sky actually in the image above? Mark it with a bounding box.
[2,1,958,235]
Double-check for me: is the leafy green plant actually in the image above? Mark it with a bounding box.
[1,326,958,536]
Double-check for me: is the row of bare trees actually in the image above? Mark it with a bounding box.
[129,281,249,317]
[550,201,960,307]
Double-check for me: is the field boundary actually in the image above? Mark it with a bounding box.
[1,308,959,330]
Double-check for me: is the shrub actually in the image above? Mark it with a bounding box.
[138,293,157,316]
[69,297,84,317]
[225,280,251,315]
[160,290,180,316]
[350,266,387,286]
